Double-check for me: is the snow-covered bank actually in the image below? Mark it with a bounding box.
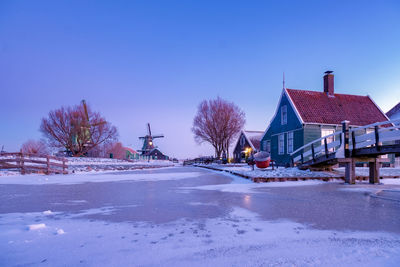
[196,164,400,183]
[196,164,340,181]
[1,207,399,266]
[0,156,176,175]
[67,157,175,172]
[334,167,400,177]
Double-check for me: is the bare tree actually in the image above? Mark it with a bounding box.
[192,97,245,158]
[108,142,127,160]
[40,102,118,157]
[21,140,48,155]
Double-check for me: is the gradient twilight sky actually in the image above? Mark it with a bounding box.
[1,0,399,159]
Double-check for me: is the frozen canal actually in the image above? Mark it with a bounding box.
[1,166,400,266]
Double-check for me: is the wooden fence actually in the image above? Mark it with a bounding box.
[0,152,68,175]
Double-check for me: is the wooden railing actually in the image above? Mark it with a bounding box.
[350,118,400,150]
[290,118,400,166]
[290,131,343,165]
[0,152,68,175]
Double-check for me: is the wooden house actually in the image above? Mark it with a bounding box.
[233,130,264,163]
[125,147,139,160]
[260,71,389,166]
[386,102,400,124]
[144,148,169,160]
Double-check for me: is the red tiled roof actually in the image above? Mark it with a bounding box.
[286,89,388,126]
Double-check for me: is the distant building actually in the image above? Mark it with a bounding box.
[386,102,400,167]
[260,71,389,166]
[386,102,400,125]
[233,130,263,163]
[125,147,139,160]
[144,148,168,160]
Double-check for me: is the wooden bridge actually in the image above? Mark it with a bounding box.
[291,119,400,184]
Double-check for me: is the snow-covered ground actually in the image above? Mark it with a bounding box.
[67,157,175,172]
[1,167,400,266]
[334,167,400,177]
[0,156,175,175]
[198,164,400,180]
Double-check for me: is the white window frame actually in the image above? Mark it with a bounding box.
[278,134,285,155]
[321,128,335,152]
[266,140,271,153]
[287,131,294,154]
[281,105,287,125]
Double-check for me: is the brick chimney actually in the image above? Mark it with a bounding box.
[323,71,334,96]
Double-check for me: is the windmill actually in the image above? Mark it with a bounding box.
[138,123,164,155]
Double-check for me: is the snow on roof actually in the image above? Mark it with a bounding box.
[386,102,400,118]
[286,89,388,126]
[241,130,264,151]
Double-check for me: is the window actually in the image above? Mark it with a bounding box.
[281,105,287,125]
[287,132,294,153]
[278,134,285,155]
[266,140,271,153]
[321,129,335,152]
[262,140,271,152]
[240,135,245,146]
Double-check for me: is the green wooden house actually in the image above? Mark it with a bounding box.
[260,71,389,166]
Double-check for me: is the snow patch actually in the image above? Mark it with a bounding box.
[381,178,400,185]
[28,223,46,231]
[43,210,53,215]
[56,229,65,235]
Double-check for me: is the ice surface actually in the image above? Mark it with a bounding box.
[0,171,202,185]
[1,208,399,266]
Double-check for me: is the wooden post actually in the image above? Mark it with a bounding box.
[311,144,315,161]
[351,131,356,150]
[301,153,304,164]
[342,120,350,158]
[374,125,381,151]
[63,159,67,174]
[324,138,328,158]
[369,158,380,184]
[46,156,50,175]
[20,152,25,175]
[344,159,355,184]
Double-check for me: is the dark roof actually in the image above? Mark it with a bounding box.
[243,131,263,150]
[386,102,400,118]
[286,89,387,126]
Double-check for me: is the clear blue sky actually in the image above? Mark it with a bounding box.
[1,0,399,159]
